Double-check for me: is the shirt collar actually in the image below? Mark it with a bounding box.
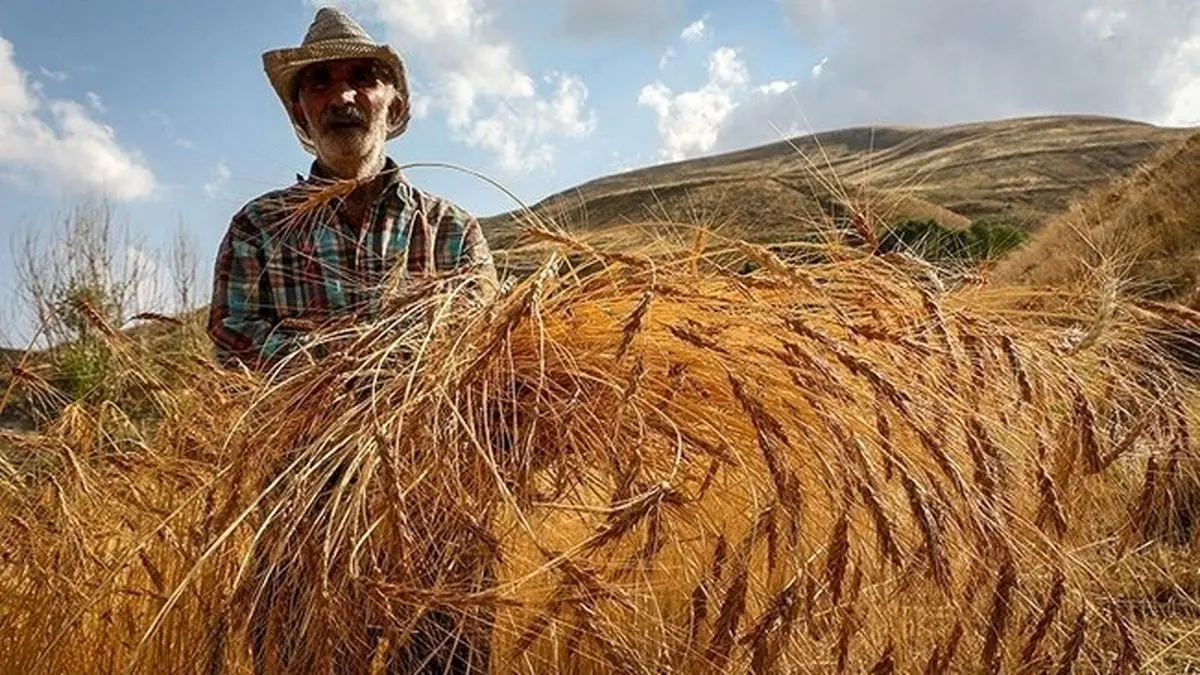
[297,156,410,191]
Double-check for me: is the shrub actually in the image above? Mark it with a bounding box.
[878,218,1030,263]
[6,197,205,418]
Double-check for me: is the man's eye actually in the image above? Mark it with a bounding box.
[350,65,379,87]
[305,67,331,88]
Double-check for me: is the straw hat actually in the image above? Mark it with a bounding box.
[262,6,411,154]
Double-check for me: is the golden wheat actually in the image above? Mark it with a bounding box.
[0,224,1197,673]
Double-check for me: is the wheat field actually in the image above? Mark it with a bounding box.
[1,217,1198,673]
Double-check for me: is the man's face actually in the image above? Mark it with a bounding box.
[292,58,401,165]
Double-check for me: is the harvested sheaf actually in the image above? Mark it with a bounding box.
[1,224,1198,673]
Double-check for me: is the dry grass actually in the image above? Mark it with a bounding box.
[994,131,1200,307]
[1,210,1199,673]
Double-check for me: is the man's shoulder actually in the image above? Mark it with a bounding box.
[399,182,475,224]
[225,180,317,237]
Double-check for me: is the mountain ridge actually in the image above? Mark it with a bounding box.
[478,114,1196,269]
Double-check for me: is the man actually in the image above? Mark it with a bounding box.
[205,7,498,673]
[208,5,497,371]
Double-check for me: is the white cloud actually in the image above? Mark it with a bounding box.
[463,72,596,172]
[0,37,155,201]
[1083,7,1127,40]
[327,1,598,173]
[769,0,1200,134]
[0,43,37,116]
[681,18,708,42]
[709,47,748,86]
[659,47,677,71]
[647,1,1200,158]
[38,66,67,82]
[203,160,231,199]
[638,83,672,120]
[85,91,105,114]
[409,89,433,119]
[1161,35,1200,125]
[757,81,797,96]
[638,47,749,161]
[811,56,829,79]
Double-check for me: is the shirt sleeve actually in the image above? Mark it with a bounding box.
[459,214,499,291]
[206,212,305,370]
[430,199,499,304]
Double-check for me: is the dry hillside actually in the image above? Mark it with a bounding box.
[480,115,1194,273]
[995,131,1200,307]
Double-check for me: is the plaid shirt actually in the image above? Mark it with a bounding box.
[207,157,497,369]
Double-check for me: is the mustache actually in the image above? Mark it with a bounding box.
[322,105,367,129]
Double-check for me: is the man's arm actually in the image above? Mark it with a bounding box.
[458,214,499,300]
[206,214,306,370]
[424,198,500,305]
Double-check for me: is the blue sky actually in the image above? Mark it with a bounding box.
[1,0,1197,345]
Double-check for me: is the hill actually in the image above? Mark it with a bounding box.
[994,131,1200,307]
[480,115,1195,272]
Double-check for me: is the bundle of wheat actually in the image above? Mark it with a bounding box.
[1,224,1197,674]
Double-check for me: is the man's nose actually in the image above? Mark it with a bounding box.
[331,79,358,104]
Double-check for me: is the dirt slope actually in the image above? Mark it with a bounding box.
[480,115,1194,272]
[994,131,1200,306]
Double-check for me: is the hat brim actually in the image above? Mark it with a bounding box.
[262,40,411,155]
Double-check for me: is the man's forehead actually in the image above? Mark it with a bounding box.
[300,58,388,75]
